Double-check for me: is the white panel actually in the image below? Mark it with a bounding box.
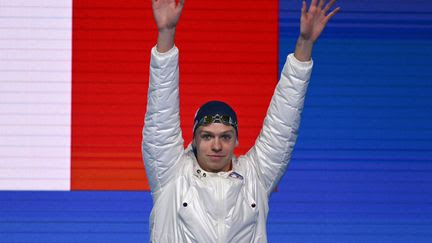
[0,0,72,190]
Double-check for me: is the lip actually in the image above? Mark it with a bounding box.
[208,155,225,159]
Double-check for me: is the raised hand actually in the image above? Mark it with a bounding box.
[152,0,185,52]
[294,0,340,61]
[152,0,184,32]
[300,0,340,42]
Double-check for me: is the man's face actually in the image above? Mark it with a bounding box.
[193,123,238,172]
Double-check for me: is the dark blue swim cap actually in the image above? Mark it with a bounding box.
[193,100,238,136]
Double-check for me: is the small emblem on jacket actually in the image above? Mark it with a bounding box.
[228,172,244,180]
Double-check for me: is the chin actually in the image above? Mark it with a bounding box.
[209,163,230,172]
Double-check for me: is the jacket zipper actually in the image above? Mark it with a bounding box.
[217,177,225,243]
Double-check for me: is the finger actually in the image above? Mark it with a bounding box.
[177,0,185,13]
[325,6,340,22]
[318,0,325,9]
[311,0,318,8]
[301,0,307,17]
[323,0,336,13]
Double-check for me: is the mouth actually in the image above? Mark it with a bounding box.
[208,155,225,160]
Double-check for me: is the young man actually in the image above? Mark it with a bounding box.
[142,0,339,242]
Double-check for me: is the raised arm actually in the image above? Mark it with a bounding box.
[245,0,339,195]
[142,0,185,194]
[153,0,184,52]
[295,0,340,61]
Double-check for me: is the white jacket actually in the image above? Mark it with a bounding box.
[142,46,312,243]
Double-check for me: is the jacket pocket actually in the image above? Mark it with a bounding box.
[177,187,215,242]
[241,188,260,227]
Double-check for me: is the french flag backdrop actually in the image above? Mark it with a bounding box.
[1,0,432,242]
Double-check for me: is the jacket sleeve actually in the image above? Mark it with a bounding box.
[245,53,313,195]
[142,46,184,194]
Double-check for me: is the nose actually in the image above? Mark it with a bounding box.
[211,138,222,152]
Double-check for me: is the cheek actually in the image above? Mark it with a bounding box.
[193,137,202,148]
[195,140,209,152]
[224,141,236,151]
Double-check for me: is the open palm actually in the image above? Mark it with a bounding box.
[300,0,340,42]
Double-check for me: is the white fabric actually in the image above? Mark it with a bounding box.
[142,45,313,242]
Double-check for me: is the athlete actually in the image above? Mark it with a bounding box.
[142,0,340,242]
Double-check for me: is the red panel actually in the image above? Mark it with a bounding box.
[71,0,278,190]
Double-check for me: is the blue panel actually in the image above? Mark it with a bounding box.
[0,192,151,243]
[274,0,432,242]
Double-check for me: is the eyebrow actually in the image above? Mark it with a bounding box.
[199,130,235,136]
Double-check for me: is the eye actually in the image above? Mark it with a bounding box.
[201,134,212,140]
[221,134,232,141]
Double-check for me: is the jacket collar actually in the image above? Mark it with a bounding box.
[185,143,244,181]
